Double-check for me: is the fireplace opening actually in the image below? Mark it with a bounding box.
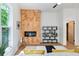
[24,31,36,37]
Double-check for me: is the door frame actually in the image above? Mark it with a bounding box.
[66,20,75,49]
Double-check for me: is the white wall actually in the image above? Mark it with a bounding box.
[41,11,62,42]
[57,9,63,44]
[41,12,59,26]
[12,3,20,55]
[62,8,79,45]
[76,9,79,46]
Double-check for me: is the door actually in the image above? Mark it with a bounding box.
[66,21,75,49]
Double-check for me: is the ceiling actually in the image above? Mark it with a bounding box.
[19,3,60,12]
[62,3,79,8]
[18,3,79,12]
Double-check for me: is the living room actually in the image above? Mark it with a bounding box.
[0,3,79,56]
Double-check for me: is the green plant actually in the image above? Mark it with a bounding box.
[0,44,5,56]
[1,8,8,26]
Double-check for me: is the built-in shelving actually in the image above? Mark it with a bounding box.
[42,26,58,43]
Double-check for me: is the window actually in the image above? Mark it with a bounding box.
[1,4,9,49]
[1,4,9,26]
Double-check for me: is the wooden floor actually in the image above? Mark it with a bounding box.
[15,42,79,55]
[26,42,62,46]
[15,42,62,55]
[15,43,26,55]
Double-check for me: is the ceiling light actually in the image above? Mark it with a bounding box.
[53,4,58,8]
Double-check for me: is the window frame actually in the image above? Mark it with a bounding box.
[0,4,10,49]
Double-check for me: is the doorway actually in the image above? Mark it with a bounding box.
[66,21,75,49]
